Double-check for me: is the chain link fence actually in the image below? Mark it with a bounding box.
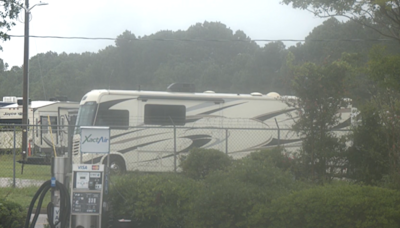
[72,125,304,173]
[0,123,351,187]
[0,123,71,188]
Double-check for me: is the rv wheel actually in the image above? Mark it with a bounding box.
[105,156,126,175]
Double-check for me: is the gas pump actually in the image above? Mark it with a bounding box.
[24,126,110,228]
[70,126,110,228]
[70,164,105,228]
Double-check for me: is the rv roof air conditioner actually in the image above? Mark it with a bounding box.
[167,83,195,93]
[266,92,280,98]
[2,96,17,103]
[251,92,262,97]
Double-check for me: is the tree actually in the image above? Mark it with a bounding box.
[290,17,400,64]
[0,0,21,50]
[368,45,400,91]
[365,47,400,188]
[289,1,400,186]
[346,101,391,185]
[0,58,3,72]
[287,53,350,182]
[282,0,400,43]
[342,46,400,187]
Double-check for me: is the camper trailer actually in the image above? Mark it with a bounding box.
[0,98,79,156]
[0,96,19,107]
[72,84,353,173]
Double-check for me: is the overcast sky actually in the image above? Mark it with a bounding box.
[0,0,326,68]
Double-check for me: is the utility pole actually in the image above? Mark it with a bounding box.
[20,0,48,159]
[22,0,30,159]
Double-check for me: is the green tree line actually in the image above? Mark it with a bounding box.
[2,18,397,101]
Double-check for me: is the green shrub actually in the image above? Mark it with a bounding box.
[245,147,294,172]
[266,184,400,228]
[188,175,261,228]
[187,158,300,228]
[180,148,232,179]
[0,199,26,228]
[109,173,200,228]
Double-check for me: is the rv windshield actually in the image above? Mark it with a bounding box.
[75,102,97,133]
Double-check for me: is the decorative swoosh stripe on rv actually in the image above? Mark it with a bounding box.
[84,134,213,164]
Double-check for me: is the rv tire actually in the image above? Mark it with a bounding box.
[104,155,126,175]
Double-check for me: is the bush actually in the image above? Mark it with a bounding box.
[245,147,294,172]
[107,150,400,228]
[109,173,200,228]
[180,148,232,179]
[187,158,301,228]
[0,199,25,228]
[266,184,400,228]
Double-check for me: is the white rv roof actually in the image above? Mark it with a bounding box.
[81,89,287,104]
[2,100,58,109]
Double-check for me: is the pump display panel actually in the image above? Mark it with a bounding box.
[72,192,101,213]
[71,164,105,216]
[73,171,103,190]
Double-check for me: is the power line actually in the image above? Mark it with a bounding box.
[10,35,116,40]
[8,34,396,43]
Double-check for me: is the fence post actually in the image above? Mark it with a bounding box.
[13,125,16,188]
[173,125,177,172]
[274,118,280,147]
[225,129,228,154]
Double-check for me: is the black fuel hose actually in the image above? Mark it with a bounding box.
[24,179,71,228]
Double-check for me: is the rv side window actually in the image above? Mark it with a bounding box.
[0,119,23,131]
[41,116,58,134]
[95,110,129,129]
[144,104,186,125]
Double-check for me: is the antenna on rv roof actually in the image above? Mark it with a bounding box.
[167,83,195,93]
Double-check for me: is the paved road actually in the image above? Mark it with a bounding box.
[29,214,48,228]
[0,177,44,188]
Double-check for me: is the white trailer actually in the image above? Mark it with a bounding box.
[72,84,353,173]
[0,96,19,107]
[0,99,79,156]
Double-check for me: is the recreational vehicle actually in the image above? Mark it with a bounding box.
[0,96,19,107]
[72,84,353,173]
[0,98,79,157]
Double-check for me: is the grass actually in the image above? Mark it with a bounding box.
[0,186,51,209]
[0,155,51,210]
[0,154,51,180]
